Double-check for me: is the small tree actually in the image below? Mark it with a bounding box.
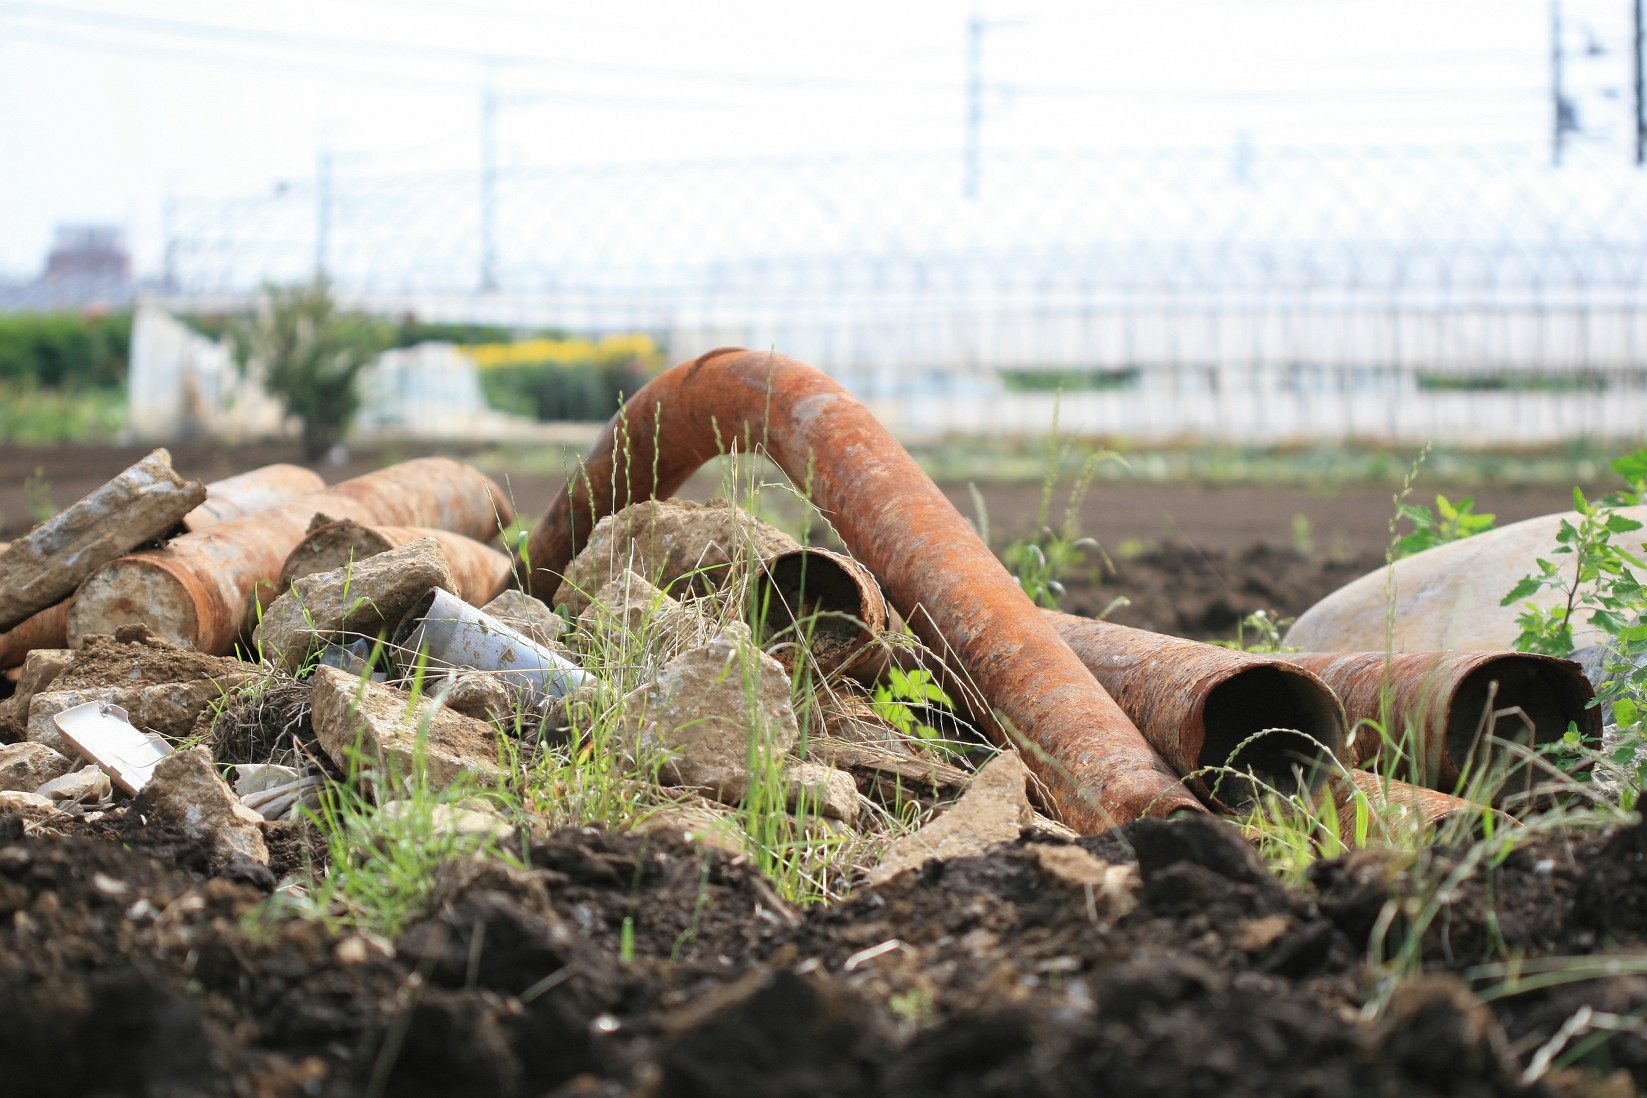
[235,277,390,459]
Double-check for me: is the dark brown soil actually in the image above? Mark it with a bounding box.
[1060,542,1387,641]
[8,807,1647,1096]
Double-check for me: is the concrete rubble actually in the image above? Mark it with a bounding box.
[256,536,459,670]
[866,750,1035,886]
[131,747,269,867]
[553,498,797,615]
[617,625,799,804]
[308,664,504,796]
[0,742,75,792]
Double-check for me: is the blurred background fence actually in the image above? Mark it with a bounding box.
[154,143,1647,442]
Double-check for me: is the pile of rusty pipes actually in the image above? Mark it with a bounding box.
[524,348,1599,832]
[0,351,1598,836]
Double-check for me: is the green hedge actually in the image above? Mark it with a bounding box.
[480,358,654,421]
[0,311,132,390]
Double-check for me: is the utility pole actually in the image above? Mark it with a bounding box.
[1635,0,1645,165]
[315,141,333,277]
[479,63,499,292]
[964,7,983,199]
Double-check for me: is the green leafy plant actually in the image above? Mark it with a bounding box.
[1214,609,1295,654]
[873,667,953,742]
[232,276,393,458]
[1500,454,1647,658]
[1395,494,1496,558]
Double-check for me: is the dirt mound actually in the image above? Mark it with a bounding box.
[1062,543,1385,640]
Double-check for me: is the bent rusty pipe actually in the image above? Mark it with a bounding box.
[1045,612,1347,810]
[1287,651,1599,795]
[67,458,513,655]
[525,348,1202,830]
[182,464,328,532]
[283,521,514,607]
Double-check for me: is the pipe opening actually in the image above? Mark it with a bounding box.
[754,550,875,671]
[1446,658,1596,796]
[1200,666,1346,807]
[390,587,441,654]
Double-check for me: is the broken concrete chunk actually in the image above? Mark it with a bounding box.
[866,750,1034,886]
[308,665,503,797]
[619,627,798,804]
[782,762,861,823]
[0,648,73,738]
[554,498,799,615]
[131,747,268,867]
[437,674,517,724]
[35,764,111,805]
[257,536,459,670]
[281,521,512,607]
[0,449,207,633]
[378,800,516,842]
[0,742,74,792]
[577,569,717,662]
[481,589,565,645]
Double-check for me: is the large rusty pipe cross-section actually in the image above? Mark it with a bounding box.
[525,348,1203,830]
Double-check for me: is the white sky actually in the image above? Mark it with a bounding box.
[0,0,1637,277]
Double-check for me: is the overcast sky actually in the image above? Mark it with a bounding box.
[0,0,1637,277]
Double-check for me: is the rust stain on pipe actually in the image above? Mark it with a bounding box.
[755,546,890,682]
[0,598,71,670]
[1287,651,1598,794]
[68,458,512,655]
[182,464,328,531]
[283,521,514,606]
[1329,770,1506,846]
[525,348,1202,830]
[1045,612,1347,810]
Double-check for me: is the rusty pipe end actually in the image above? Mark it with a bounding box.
[1331,770,1509,847]
[753,546,890,681]
[1196,663,1348,809]
[1441,654,1599,791]
[67,554,222,650]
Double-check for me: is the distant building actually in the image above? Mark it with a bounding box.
[0,222,137,311]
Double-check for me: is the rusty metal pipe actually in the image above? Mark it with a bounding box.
[67,458,513,655]
[1287,651,1598,794]
[283,521,514,607]
[524,348,1202,830]
[754,546,890,682]
[0,598,70,670]
[182,464,327,532]
[1044,612,1347,809]
[1329,770,1506,846]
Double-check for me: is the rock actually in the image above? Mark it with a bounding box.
[308,665,503,797]
[618,627,798,804]
[257,536,460,670]
[130,746,268,867]
[27,677,247,757]
[866,750,1034,886]
[0,790,53,812]
[35,764,111,804]
[782,762,861,823]
[634,798,746,857]
[554,498,798,615]
[377,800,516,842]
[0,742,74,792]
[0,648,72,739]
[577,570,716,662]
[1026,843,1140,918]
[482,589,565,645]
[233,763,303,798]
[437,673,517,724]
